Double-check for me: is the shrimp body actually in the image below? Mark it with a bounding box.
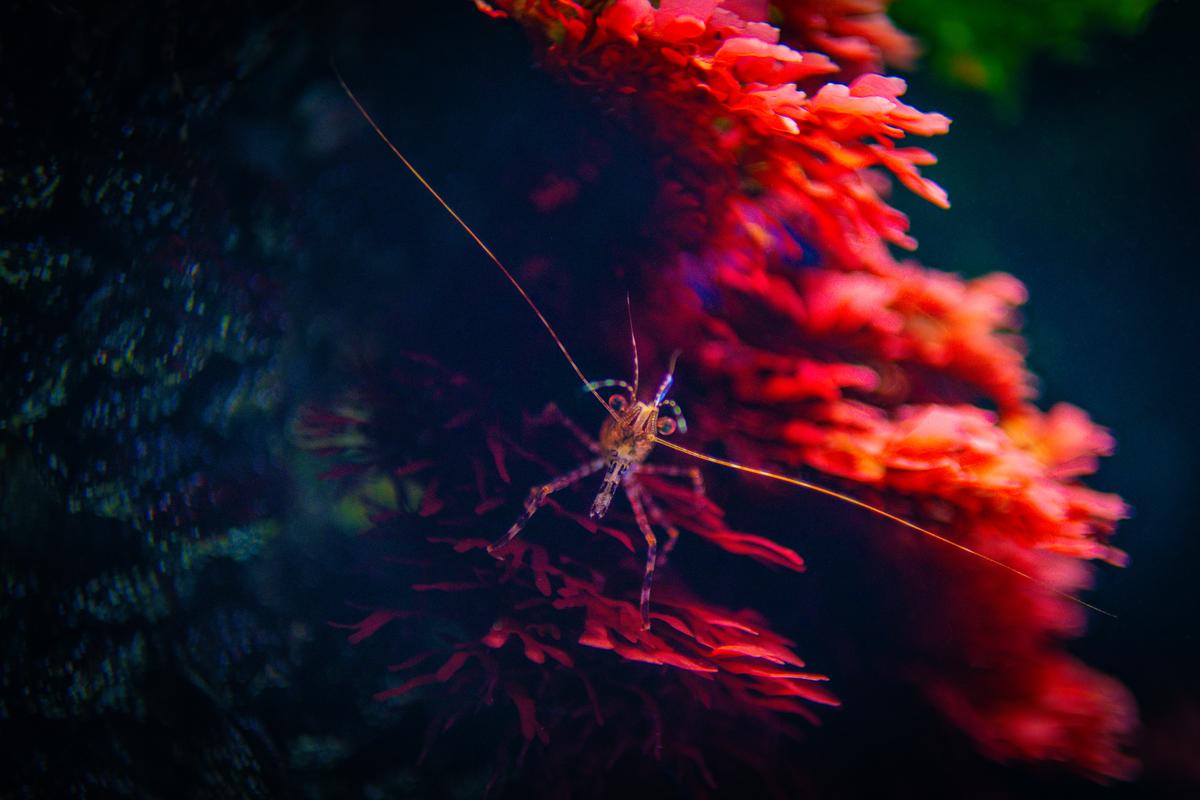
[589,400,658,519]
[486,368,694,628]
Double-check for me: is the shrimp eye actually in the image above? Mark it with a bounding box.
[608,394,628,411]
[657,417,677,436]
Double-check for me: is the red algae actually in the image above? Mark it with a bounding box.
[303,356,835,794]
[774,0,920,76]
[472,0,1136,782]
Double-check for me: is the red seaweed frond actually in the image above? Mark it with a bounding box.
[304,355,832,794]
[472,0,1137,782]
[491,0,948,269]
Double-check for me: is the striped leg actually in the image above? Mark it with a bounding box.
[537,402,601,454]
[488,457,606,556]
[626,482,659,630]
[638,463,705,498]
[638,489,680,565]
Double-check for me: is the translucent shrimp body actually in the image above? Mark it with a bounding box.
[590,399,659,519]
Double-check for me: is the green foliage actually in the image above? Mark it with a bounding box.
[0,8,297,794]
[891,0,1156,104]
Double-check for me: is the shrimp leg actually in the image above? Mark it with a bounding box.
[638,488,680,565]
[625,481,659,630]
[489,457,606,555]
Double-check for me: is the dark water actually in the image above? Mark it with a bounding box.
[2,1,1198,797]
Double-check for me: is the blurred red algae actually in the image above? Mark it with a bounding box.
[315,0,1136,788]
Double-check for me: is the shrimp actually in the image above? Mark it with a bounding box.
[486,304,700,627]
[332,67,1112,625]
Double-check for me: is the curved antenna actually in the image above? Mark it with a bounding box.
[653,436,1114,618]
[333,64,617,423]
[583,379,636,397]
[626,293,639,400]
